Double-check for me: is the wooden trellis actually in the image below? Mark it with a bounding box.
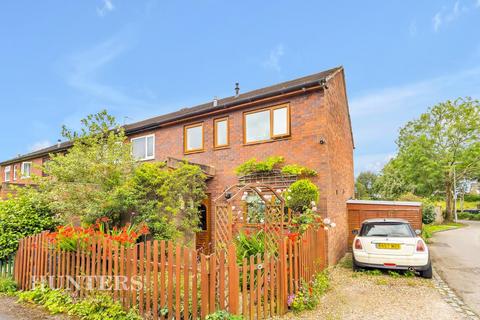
[214,183,286,252]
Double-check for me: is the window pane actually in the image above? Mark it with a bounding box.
[273,107,288,136]
[132,138,146,159]
[215,119,228,146]
[146,136,154,157]
[245,110,270,143]
[187,125,203,150]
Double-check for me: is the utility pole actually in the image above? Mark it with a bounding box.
[453,165,458,223]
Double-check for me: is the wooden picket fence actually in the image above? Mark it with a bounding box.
[13,227,326,319]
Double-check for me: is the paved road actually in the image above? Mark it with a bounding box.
[430,220,480,315]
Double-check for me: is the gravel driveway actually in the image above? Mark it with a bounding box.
[286,255,466,320]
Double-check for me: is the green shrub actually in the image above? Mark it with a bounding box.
[422,200,436,224]
[206,310,243,320]
[234,231,267,263]
[0,277,17,295]
[463,194,480,202]
[0,189,60,259]
[235,156,284,176]
[281,164,317,177]
[284,179,319,213]
[18,286,141,320]
[458,212,480,220]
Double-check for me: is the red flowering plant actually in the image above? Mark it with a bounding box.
[46,217,149,252]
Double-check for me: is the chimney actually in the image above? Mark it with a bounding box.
[57,139,61,148]
[235,82,240,97]
[213,96,218,107]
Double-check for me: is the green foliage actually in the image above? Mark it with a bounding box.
[69,292,142,320]
[281,164,317,177]
[206,310,243,320]
[234,231,267,263]
[235,156,284,176]
[422,200,436,224]
[0,277,17,295]
[244,193,266,223]
[290,208,323,234]
[458,212,480,220]
[390,98,480,220]
[284,179,319,213]
[37,110,136,224]
[0,188,59,259]
[18,286,141,320]
[113,162,207,243]
[374,159,412,200]
[422,223,463,241]
[289,271,329,313]
[463,194,480,202]
[355,171,378,199]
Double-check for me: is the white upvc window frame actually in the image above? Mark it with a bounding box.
[13,165,17,181]
[130,134,155,161]
[21,162,32,179]
[4,166,11,182]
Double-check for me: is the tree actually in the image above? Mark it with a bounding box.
[373,159,411,200]
[394,98,480,220]
[355,171,378,199]
[37,110,136,224]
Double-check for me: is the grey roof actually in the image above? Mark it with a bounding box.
[0,66,343,165]
[347,200,422,206]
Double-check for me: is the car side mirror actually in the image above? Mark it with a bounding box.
[352,229,358,235]
[415,229,421,235]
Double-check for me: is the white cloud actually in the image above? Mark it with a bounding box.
[29,140,51,152]
[262,44,285,72]
[432,0,473,32]
[476,0,480,8]
[97,0,115,17]
[355,153,395,175]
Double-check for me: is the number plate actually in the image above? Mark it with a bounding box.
[376,243,401,250]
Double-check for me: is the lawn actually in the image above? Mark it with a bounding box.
[422,222,464,242]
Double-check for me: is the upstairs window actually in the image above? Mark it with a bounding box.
[184,123,204,153]
[4,166,11,182]
[214,117,229,148]
[21,162,32,178]
[244,104,290,144]
[131,135,155,161]
[13,165,17,180]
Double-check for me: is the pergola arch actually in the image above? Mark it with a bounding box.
[214,183,286,252]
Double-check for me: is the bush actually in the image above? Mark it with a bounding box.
[0,189,60,259]
[458,212,480,220]
[422,200,436,224]
[235,156,284,176]
[234,231,267,263]
[18,286,141,320]
[0,277,17,295]
[284,179,319,213]
[281,164,317,177]
[464,194,480,202]
[206,310,243,320]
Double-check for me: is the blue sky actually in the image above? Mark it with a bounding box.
[1,1,479,175]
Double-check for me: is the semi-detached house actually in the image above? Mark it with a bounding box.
[0,66,354,265]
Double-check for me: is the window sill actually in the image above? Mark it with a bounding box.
[136,157,155,162]
[213,146,230,151]
[184,149,205,155]
[243,136,291,146]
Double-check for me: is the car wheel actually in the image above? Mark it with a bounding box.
[420,263,433,279]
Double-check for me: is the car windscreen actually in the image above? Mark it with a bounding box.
[360,222,414,237]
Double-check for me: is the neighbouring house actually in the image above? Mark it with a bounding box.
[0,66,354,265]
[469,181,480,195]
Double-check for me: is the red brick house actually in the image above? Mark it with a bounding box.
[0,66,354,265]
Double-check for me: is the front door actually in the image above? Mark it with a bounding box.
[195,196,210,252]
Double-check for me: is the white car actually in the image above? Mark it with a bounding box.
[352,218,432,278]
